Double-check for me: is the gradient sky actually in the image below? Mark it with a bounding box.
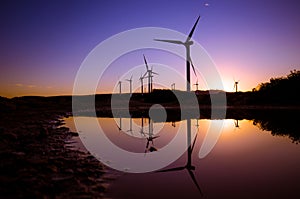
[1,0,300,97]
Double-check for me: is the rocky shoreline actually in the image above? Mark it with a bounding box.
[0,103,116,198]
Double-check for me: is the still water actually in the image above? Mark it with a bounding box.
[64,117,300,199]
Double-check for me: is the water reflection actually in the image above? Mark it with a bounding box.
[157,119,203,196]
[116,117,122,131]
[234,119,240,128]
[253,117,300,144]
[143,118,159,154]
[64,115,300,199]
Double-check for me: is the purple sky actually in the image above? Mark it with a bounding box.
[1,0,300,97]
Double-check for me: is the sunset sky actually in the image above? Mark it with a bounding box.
[1,0,300,97]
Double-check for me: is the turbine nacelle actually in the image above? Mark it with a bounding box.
[185,40,194,45]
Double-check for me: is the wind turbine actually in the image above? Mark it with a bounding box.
[233,79,239,93]
[157,119,203,196]
[154,16,200,92]
[194,79,199,91]
[117,80,122,94]
[171,83,175,91]
[116,117,122,132]
[195,118,200,129]
[144,118,159,154]
[139,73,144,94]
[143,55,159,93]
[139,117,146,137]
[234,119,240,128]
[127,117,133,135]
[126,75,133,94]
[172,121,176,127]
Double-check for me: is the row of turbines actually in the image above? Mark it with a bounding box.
[117,55,159,94]
[117,15,240,94]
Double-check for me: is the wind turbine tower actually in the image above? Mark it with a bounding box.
[139,73,144,94]
[118,81,122,94]
[126,75,133,94]
[171,83,175,90]
[194,79,199,91]
[234,80,239,93]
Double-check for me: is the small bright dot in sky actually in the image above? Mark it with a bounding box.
[204,3,210,7]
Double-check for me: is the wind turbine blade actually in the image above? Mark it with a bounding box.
[191,133,198,152]
[187,170,203,196]
[143,54,149,70]
[190,60,197,77]
[130,75,133,80]
[154,39,183,45]
[143,72,148,78]
[186,15,201,42]
[139,73,143,80]
[152,135,160,140]
[151,71,159,75]
[157,166,186,173]
[115,124,121,131]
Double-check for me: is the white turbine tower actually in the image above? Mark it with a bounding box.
[154,16,200,92]
[143,55,158,93]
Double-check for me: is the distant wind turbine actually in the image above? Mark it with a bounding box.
[127,117,133,135]
[143,55,159,93]
[171,83,175,90]
[139,73,144,94]
[126,75,133,94]
[234,119,240,128]
[117,80,122,94]
[144,118,159,154]
[194,79,199,91]
[172,121,176,127]
[233,79,239,93]
[155,16,200,92]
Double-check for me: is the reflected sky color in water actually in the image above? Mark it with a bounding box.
[64,117,300,199]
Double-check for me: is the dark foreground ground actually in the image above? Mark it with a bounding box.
[0,97,118,198]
